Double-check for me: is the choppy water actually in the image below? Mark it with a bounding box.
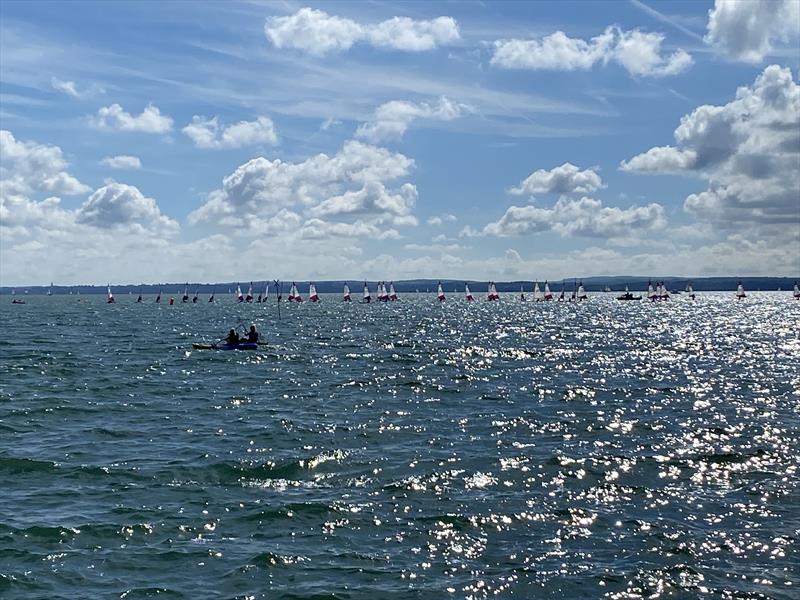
[1,292,798,599]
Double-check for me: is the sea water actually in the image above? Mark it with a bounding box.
[1,293,798,599]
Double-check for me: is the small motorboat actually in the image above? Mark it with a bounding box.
[192,342,259,351]
[616,286,641,301]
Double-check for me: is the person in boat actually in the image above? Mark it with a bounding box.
[244,325,258,343]
[225,329,240,345]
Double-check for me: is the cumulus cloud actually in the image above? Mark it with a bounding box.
[100,155,142,170]
[427,213,456,226]
[491,26,692,77]
[0,129,90,197]
[356,96,467,142]
[190,140,417,240]
[182,115,278,149]
[705,0,800,64]
[76,182,178,234]
[510,162,604,196]
[464,196,665,238]
[621,65,800,232]
[265,7,459,55]
[91,103,173,133]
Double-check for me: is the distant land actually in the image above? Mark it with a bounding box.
[2,277,798,295]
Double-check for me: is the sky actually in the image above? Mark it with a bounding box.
[1,0,798,285]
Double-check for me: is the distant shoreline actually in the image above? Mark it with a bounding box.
[3,277,798,294]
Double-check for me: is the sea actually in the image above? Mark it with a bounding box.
[1,292,798,599]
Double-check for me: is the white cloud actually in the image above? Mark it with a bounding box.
[190,140,417,240]
[100,155,142,170]
[91,103,173,133]
[465,196,665,238]
[50,77,79,98]
[182,115,278,149]
[0,129,90,197]
[265,7,459,55]
[76,182,178,235]
[621,65,800,234]
[620,146,696,173]
[705,0,800,64]
[356,96,467,142]
[491,26,692,77]
[427,214,456,225]
[50,77,104,98]
[510,162,604,196]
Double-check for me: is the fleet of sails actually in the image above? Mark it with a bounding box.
[31,280,800,304]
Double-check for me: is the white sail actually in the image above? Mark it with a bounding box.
[437,282,446,302]
[289,282,302,302]
[343,283,351,301]
[236,284,244,302]
[487,282,499,301]
[362,282,371,302]
[107,285,115,303]
[465,283,474,301]
[309,282,319,302]
[577,282,587,300]
[389,282,397,301]
[661,283,670,300]
[263,282,269,301]
[736,282,746,299]
[533,281,543,301]
[794,282,800,298]
[543,281,552,301]
[647,280,657,300]
[687,282,695,299]
[519,285,526,301]
[47,282,53,296]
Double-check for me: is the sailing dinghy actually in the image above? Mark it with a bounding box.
[577,281,588,301]
[106,285,115,304]
[309,282,319,302]
[182,284,189,303]
[616,285,641,301]
[288,282,302,303]
[687,282,696,300]
[519,285,527,302]
[465,283,474,302]
[533,281,544,302]
[437,282,446,302]
[389,282,398,301]
[543,281,553,301]
[245,282,254,303]
[487,282,499,301]
[794,282,800,299]
[736,281,746,300]
[361,282,371,303]
[343,283,351,302]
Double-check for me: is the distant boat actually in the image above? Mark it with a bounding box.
[260,282,269,303]
[794,282,800,299]
[487,281,499,301]
[736,281,746,300]
[389,282,398,301]
[288,282,302,303]
[106,285,115,304]
[182,284,189,303]
[343,282,351,302]
[245,282,254,303]
[543,281,553,301]
[361,282,371,304]
[437,282,446,302]
[533,281,543,302]
[208,288,215,303]
[156,289,162,303]
[236,284,244,303]
[47,282,53,296]
[647,280,658,302]
[375,281,386,302]
[577,281,588,301]
[687,282,696,300]
[136,287,143,303]
[616,285,641,301]
[519,284,526,302]
[309,282,319,302]
[659,282,670,301]
[603,285,612,293]
[465,283,474,302]
[192,289,199,303]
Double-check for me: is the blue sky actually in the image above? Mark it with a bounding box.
[1,0,798,285]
